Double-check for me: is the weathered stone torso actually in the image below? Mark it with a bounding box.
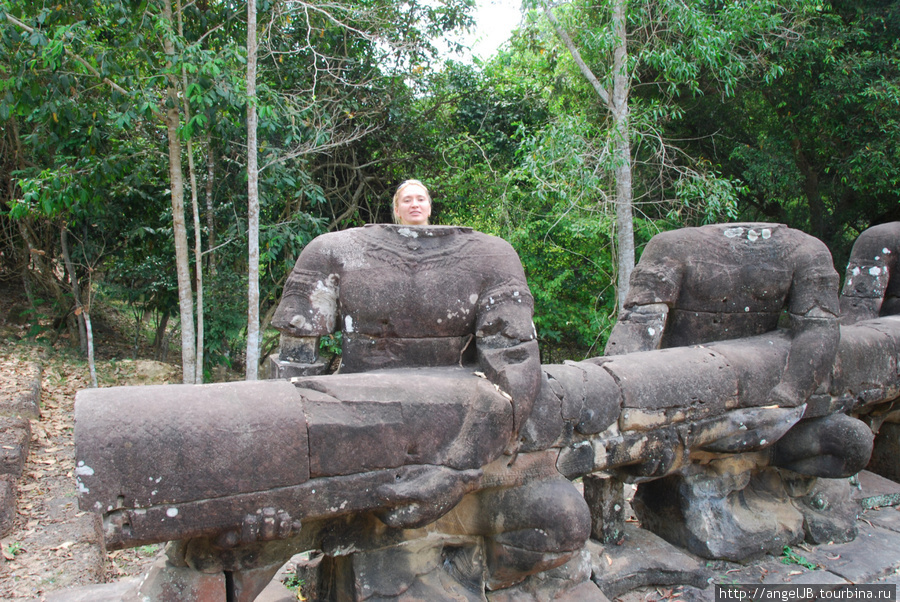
[272,224,536,372]
[626,223,839,347]
[841,221,900,322]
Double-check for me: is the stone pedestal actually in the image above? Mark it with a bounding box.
[583,475,625,544]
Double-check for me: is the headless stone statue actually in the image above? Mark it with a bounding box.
[840,222,900,488]
[70,222,898,599]
[841,222,900,324]
[267,224,590,599]
[604,223,872,559]
[271,224,542,429]
[606,223,840,408]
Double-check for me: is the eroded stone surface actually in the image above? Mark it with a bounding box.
[68,222,900,600]
[588,526,710,598]
[841,222,900,324]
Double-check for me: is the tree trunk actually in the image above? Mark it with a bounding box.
[59,225,87,355]
[153,309,171,359]
[162,0,196,384]
[178,0,204,383]
[60,226,97,387]
[190,136,204,384]
[611,0,634,311]
[17,220,69,331]
[792,141,825,240]
[245,0,261,380]
[206,134,217,274]
[544,0,635,310]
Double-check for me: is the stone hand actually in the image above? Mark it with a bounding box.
[375,465,483,529]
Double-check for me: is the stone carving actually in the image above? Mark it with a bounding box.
[70,222,900,601]
[77,224,594,600]
[841,222,900,324]
[606,223,840,409]
[604,223,872,559]
[839,222,900,485]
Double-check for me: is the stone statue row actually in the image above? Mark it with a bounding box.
[70,221,900,601]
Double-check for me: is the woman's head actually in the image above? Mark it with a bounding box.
[393,179,432,226]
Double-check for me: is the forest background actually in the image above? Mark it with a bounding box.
[1,0,898,383]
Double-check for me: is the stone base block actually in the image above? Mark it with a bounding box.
[487,549,608,602]
[868,424,900,484]
[588,525,710,599]
[0,416,31,477]
[134,557,227,601]
[0,475,16,537]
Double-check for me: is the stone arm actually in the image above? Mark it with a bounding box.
[475,279,542,444]
[604,303,669,355]
[269,236,340,378]
[840,223,900,325]
[766,311,839,407]
[604,237,684,355]
[770,245,841,407]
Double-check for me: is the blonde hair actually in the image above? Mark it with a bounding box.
[392,179,432,224]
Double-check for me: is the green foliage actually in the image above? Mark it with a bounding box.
[3,540,23,558]
[676,0,900,265]
[283,572,305,592]
[3,0,897,363]
[202,272,247,372]
[780,545,819,570]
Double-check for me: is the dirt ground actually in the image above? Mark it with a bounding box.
[0,288,185,599]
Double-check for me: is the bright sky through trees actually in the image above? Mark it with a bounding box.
[443,0,522,61]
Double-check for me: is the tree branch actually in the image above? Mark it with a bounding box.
[542,3,611,108]
[4,12,163,122]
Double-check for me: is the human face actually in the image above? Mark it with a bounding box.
[394,184,432,226]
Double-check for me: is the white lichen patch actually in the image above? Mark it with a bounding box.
[747,229,760,242]
[397,227,419,238]
[75,463,94,476]
[761,228,772,239]
[344,315,355,333]
[308,274,339,331]
[724,227,744,238]
[329,500,350,513]
[77,480,89,494]
[469,294,478,304]
[870,266,883,276]
[166,507,179,518]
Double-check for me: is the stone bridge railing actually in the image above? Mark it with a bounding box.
[70,222,900,601]
[73,316,899,599]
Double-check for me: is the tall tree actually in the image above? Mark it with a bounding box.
[543,0,633,309]
[246,0,260,380]
[160,0,197,383]
[534,0,814,305]
[678,0,900,263]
